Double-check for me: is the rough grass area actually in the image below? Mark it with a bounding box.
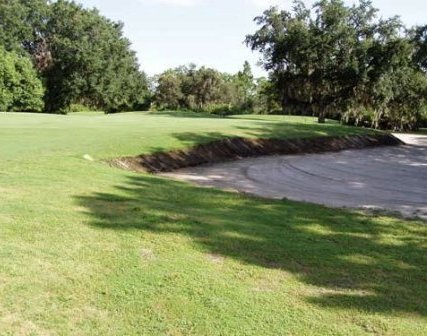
[0,112,425,335]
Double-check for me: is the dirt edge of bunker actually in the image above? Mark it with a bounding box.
[110,133,403,173]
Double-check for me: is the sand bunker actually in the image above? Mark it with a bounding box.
[161,134,427,220]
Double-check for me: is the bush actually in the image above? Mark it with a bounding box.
[67,104,100,113]
[0,47,44,112]
[202,103,246,116]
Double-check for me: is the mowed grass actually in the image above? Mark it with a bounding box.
[0,112,426,335]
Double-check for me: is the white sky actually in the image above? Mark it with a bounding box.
[78,0,427,77]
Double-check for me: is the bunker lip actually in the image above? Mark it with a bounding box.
[109,133,403,173]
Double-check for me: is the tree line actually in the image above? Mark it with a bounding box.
[0,0,426,130]
[246,0,427,130]
[0,0,149,113]
[153,62,259,115]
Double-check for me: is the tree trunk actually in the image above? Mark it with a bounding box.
[281,97,287,115]
[317,109,326,123]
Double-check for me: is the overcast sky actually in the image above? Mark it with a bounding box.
[78,0,427,77]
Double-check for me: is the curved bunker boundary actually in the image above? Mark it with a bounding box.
[110,134,403,173]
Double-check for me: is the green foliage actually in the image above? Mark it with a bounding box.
[202,103,237,116]
[0,0,148,113]
[0,0,49,55]
[0,50,15,111]
[252,77,282,114]
[154,69,184,110]
[67,104,101,113]
[413,25,427,71]
[1,0,424,125]
[230,60,256,111]
[247,0,427,130]
[154,62,256,114]
[0,46,44,112]
[43,0,148,113]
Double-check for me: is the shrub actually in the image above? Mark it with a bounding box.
[0,47,44,112]
[203,103,245,117]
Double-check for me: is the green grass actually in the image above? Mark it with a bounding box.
[0,112,425,335]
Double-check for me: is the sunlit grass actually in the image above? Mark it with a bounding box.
[0,111,424,335]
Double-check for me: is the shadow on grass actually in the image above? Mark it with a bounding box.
[128,114,379,156]
[232,122,377,139]
[146,110,222,119]
[175,120,376,144]
[76,175,427,316]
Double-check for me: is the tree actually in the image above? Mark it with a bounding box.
[246,1,365,123]
[154,65,226,111]
[154,70,183,110]
[234,61,256,110]
[344,15,427,130]
[246,0,427,129]
[188,67,224,110]
[0,46,44,112]
[0,0,51,70]
[43,0,148,113]
[253,77,282,114]
[0,0,148,113]
[413,25,427,72]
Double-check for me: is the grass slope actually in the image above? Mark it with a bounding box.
[0,112,425,335]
